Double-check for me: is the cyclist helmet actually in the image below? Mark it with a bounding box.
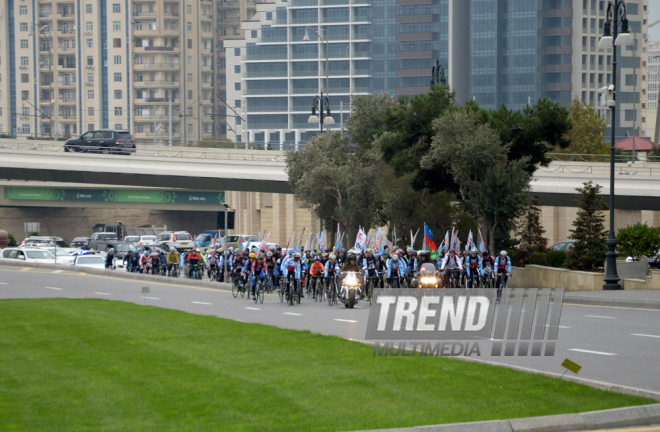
[418,250,429,257]
[108,248,115,253]
[449,249,456,254]
[316,250,322,256]
[314,256,320,261]
[266,251,273,257]
[249,253,256,259]
[500,250,507,256]
[276,246,282,251]
[392,253,399,260]
[186,249,192,253]
[322,252,328,258]
[483,250,489,257]
[257,253,264,259]
[329,254,336,260]
[407,247,414,252]
[366,248,373,254]
[288,249,295,255]
[196,248,201,253]
[293,252,301,259]
[339,248,346,254]
[210,249,216,254]
[470,247,478,254]
[347,253,357,261]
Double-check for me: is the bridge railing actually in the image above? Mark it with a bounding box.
[547,153,660,163]
[539,163,660,177]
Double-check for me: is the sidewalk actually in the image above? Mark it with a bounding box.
[563,289,660,310]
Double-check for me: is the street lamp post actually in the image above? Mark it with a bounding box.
[598,0,634,290]
[304,27,335,132]
[223,202,230,283]
[430,59,446,87]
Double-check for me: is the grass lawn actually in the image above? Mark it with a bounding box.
[0,299,652,432]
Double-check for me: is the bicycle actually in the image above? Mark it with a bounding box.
[231,271,246,298]
[445,269,460,288]
[482,267,495,288]
[467,271,480,289]
[278,275,285,303]
[263,274,274,294]
[311,275,324,301]
[366,274,379,305]
[327,275,338,306]
[288,277,299,306]
[496,271,509,302]
[254,279,264,304]
[389,274,404,289]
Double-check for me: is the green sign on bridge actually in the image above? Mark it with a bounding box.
[4,188,224,205]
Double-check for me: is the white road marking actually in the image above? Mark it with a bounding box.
[546,325,571,329]
[94,292,111,296]
[584,315,617,319]
[283,312,302,316]
[631,333,660,339]
[52,270,64,274]
[0,282,8,285]
[334,319,358,323]
[245,307,260,311]
[568,348,617,356]
[44,287,63,291]
[191,301,212,305]
[143,297,160,300]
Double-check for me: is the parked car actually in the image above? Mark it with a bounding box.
[64,129,136,155]
[1,247,57,264]
[20,236,79,254]
[550,241,575,252]
[90,232,119,241]
[114,242,139,259]
[69,252,107,269]
[19,246,75,265]
[71,237,90,248]
[123,235,140,244]
[244,241,279,253]
[138,235,157,246]
[195,230,222,253]
[155,231,194,250]
[225,235,259,251]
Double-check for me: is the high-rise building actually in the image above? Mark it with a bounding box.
[224,0,459,148]
[0,0,258,143]
[642,40,659,140]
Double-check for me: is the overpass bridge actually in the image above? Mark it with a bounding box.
[1,144,660,210]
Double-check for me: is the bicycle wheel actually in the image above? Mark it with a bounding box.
[368,279,374,305]
[254,282,260,303]
[328,282,334,306]
[232,277,239,298]
[258,283,264,303]
[278,280,284,303]
[296,282,301,304]
[288,281,295,306]
[240,278,246,297]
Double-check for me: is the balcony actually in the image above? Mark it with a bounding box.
[57,28,76,36]
[58,80,76,88]
[201,14,213,21]
[201,81,213,89]
[39,12,52,19]
[58,98,77,105]
[163,11,180,18]
[134,45,179,53]
[291,16,318,25]
[57,46,77,53]
[322,15,350,24]
[133,80,180,87]
[56,12,75,20]
[132,10,157,17]
[134,62,181,70]
[133,28,159,37]
[134,98,181,105]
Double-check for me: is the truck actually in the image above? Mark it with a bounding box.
[195,230,224,253]
[92,222,167,241]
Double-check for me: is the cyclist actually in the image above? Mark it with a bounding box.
[166,247,180,277]
[481,250,495,287]
[206,249,220,281]
[362,249,381,301]
[125,250,140,272]
[105,249,116,270]
[336,248,347,267]
[325,253,340,293]
[440,249,463,287]
[282,252,302,301]
[309,256,325,299]
[264,251,277,288]
[250,253,266,300]
[465,247,482,288]
[494,251,511,294]
[386,253,406,288]
[186,249,202,279]
[231,251,245,287]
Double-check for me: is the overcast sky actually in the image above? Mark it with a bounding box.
[650,3,660,42]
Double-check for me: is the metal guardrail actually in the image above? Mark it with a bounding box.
[538,163,660,177]
[0,141,286,163]
[547,153,660,163]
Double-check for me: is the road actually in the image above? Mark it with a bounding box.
[1,265,660,396]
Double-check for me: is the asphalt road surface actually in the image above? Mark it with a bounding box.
[1,265,659,396]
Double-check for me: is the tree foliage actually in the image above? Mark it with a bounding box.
[516,195,549,265]
[566,181,608,271]
[285,131,382,243]
[193,136,236,149]
[560,99,609,158]
[616,223,660,259]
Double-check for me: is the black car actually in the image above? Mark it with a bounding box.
[71,237,90,248]
[64,129,136,155]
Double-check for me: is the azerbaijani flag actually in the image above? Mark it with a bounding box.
[424,223,438,259]
[478,229,486,253]
[441,231,449,252]
[466,230,473,251]
[239,235,245,252]
[294,241,301,254]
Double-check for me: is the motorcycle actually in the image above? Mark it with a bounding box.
[339,271,362,309]
[416,263,440,288]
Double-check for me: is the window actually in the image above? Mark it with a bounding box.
[187,5,192,14]
[87,56,94,66]
[135,21,142,30]
[20,40,28,49]
[188,56,192,66]
[22,107,30,116]
[114,90,122,99]
[86,22,93,31]
[0,91,2,101]
[235,100,241,108]
[88,107,94,116]
[649,84,658,92]
[22,91,29,100]
[113,21,121,31]
[88,124,95,131]
[113,38,121,48]
[237,135,242,142]
[188,73,192,82]
[187,107,193,116]
[21,57,29,66]
[234,48,241,56]
[86,39,93,48]
[88,90,94,99]
[20,23,28,32]
[114,55,122,65]
[234,82,241,91]
[87,73,94,83]
[86,4,93,13]
[266,12,273,20]
[114,72,122,82]
[113,4,121,13]
[136,124,144,133]
[251,30,258,39]
[20,5,27,15]
[149,21,156,31]
[188,90,193,100]
[234,65,241,74]
[188,124,193,134]
[114,107,123,116]
[236,117,241,126]
[149,73,155,81]
[115,124,123,130]
[22,124,31,134]
[21,74,29,83]
[187,22,192,32]
[188,39,193,49]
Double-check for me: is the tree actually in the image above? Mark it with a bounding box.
[345,93,397,151]
[193,136,235,149]
[650,144,660,159]
[566,181,608,271]
[616,223,660,259]
[7,233,17,247]
[285,131,382,243]
[560,99,609,158]
[516,195,549,265]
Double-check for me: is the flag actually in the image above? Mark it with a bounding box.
[423,223,438,260]
[441,231,449,252]
[449,228,455,252]
[411,228,420,250]
[393,226,397,247]
[454,230,460,253]
[239,235,245,253]
[294,241,301,254]
[466,230,473,251]
[373,228,382,254]
[354,228,367,250]
[478,229,486,253]
[299,228,305,250]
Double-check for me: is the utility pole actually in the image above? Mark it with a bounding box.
[154,105,157,146]
[169,98,173,147]
[632,29,637,162]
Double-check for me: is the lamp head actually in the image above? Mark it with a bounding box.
[324,116,335,125]
[598,21,613,49]
[303,29,311,41]
[614,19,634,46]
[308,115,319,124]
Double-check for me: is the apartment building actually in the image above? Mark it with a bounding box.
[0,0,257,143]
[642,40,659,141]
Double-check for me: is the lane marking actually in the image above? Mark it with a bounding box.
[584,315,617,319]
[562,303,660,312]
[245,307,260,311]
[44,287,63,291]
[192,301,212,305]
[546,325,571,329]
[631,333,660,339]
[52,270,64,274]
[0,282,7,285]
[20,268,32,272]
[568,348,617,356]
[283,312,302,316]
[143,296,160,300]
[334,319,358,323]
[94,292,112,296]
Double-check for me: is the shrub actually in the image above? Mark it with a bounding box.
[546,250,567,268]
[7,234,18,247]
[29,231,40,237]
[529,252,548,266]
[0,134,13,139]
[505,249,519,267]
[616,223,660,259]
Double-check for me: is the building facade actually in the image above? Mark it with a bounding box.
[0,0,258,143]
[642,41,659,141]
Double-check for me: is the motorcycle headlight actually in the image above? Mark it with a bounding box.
[346,273,357,286]
[421,277,437,284]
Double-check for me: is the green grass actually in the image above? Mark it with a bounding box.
[0,299,652,432]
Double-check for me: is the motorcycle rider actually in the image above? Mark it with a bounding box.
[340,252,364,298]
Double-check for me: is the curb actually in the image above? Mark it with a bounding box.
[563,295,660,311]
[350,403,660,432]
